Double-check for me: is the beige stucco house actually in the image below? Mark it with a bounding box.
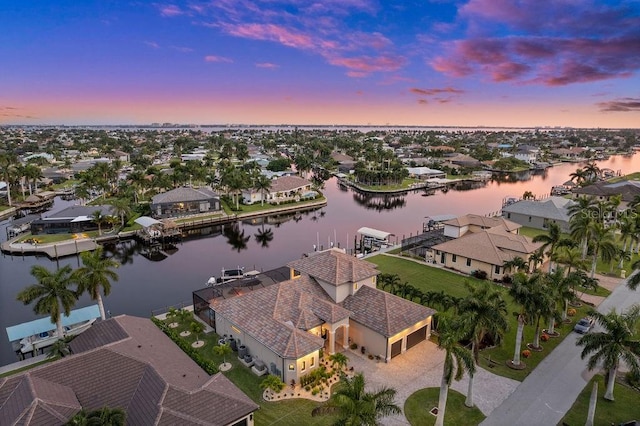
[441,214,521,238]
[205,249,435,384]
[242,175,315,205]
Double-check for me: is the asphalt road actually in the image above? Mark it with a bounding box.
[481,275,640,426]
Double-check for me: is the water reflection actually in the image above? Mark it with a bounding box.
[254,226,274,248]
[352,192,407,211]
[223,223,251,252]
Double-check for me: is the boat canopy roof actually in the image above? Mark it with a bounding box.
[357,227,393,240]
[134,216,162,228]
[6,304,100,342]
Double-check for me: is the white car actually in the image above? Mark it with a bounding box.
[574,317,595,334]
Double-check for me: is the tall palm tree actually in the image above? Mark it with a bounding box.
[544,268,573,334]
[583,161,601,183]
[17,265,79,339]
[0,152,18,206]
[312,372,401,425]
[503,256,528,274]
[588,222,617,279]
[508,272,540,368]
[91,210,106,236]
[569,168,588,186]
[577,304,640,401]
[434,314,475,426]
[568,196,598,259]
[253,174,272,206]
[554,246,588,276]
[617,213,636,269]
[532,223,570,273]
[110,198,132,228]
[458,282,508,407]
[73,247,120,320]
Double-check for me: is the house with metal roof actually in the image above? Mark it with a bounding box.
[151,186,220,218]
[0,315,258,426]
[502,196,576,232]
[200,249,435,384]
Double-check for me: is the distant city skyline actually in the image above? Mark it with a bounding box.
[1,1,639,128]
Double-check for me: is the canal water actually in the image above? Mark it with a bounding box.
[1,154,639,365]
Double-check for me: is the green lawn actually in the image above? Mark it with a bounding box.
[560,375,640,426]
[368,254,597,381]
[353,178,422,191]
[161,315,335,426]
[404,388,485,426]
[221,196,326,215]
[15,231,101,244]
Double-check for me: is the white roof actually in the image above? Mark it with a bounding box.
[357,227,392,240]
[134,216,162,228]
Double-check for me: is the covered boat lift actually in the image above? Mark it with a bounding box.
[357,227,394,254]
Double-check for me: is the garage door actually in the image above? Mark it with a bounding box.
[406,326,427,350]
[390,340,402,358]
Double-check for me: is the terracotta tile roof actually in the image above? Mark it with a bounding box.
[0,316,257,426]
[432,228,542,265]
[341,286,435,337]
[287,249,379,286]
[443,214,521,232]
[269,175,312,193]
[212,276,333,358]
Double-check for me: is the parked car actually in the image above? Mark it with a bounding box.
[574,317,595,334]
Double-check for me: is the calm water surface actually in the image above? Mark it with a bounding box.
[1,154,638,364]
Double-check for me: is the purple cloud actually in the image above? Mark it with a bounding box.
[597,98,640,112]
[434,1,640,86]
[255,62,279,69]
[204,55,233,63]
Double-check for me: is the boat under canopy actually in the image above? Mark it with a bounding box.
[134,216,163,228]
[6,304,100,343]
[357,227,393,241]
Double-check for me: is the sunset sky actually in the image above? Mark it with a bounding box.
[1,0,639,128]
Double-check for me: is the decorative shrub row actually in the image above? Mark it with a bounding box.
[151,317,219,375]
[299,365,331,388]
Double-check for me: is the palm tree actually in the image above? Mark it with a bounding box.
[214,342,232,365]
[328,352,349,371]
[378,273,401,293]
[17,265,79,339]
[532,223,570,273]
[91,210,106,236]
[503,256,528,274]
[508,272,540,368]
[47,337,72,359]
[583,161,601,183]
[190,321,205,343]
[554,246,588,276]
[587,222,617,279]
[253,174,272,206]
[312,372,401,425]
[568,196,598,259]
[73,247,119,320]
[67,407,126,426]
[544,268,573,334]
[434,314,475,426]
[0,152,18,206]
[569,168,588,186]
[577,304,640,401]
[458,282,508,407]
[528,249,544,272]
[110,198,132,228]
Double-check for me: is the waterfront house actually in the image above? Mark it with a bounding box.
[441,214,521,238]
[151,186,221,218]
[196,249,434,384]
[502,196,576,232]
[406,167,446,180]
[0,315,258,426]
[572,180,640,210]
[431,227,543,280]
[30,205,115,235]
[242,175,314,205]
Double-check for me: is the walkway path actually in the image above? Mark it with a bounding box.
[345,340,520,426]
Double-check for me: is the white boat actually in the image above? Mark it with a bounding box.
[6,304,101,358]
[206,267,246,286]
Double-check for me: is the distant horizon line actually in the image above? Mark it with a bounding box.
[2,123,639,131]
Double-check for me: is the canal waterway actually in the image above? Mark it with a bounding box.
[1,154,639,365]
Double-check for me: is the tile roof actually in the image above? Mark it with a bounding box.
[287,249,379,286]
[573,180,640,202]
[211,276,332,358]
[432,228,542,266]
[443,214,521,232]
[341,286,435,337]
[152,186,219,204]
[0,316,257,426]
[269,175,312,193]
[502,197,575,221]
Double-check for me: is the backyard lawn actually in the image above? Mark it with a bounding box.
[368,254,598,381]
[159,313,336,426]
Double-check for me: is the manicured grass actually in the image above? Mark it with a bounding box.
[560,375,640,426]
[173,212,224,224]
[368,254,598,381]
[355,178,422,191]
[16,231,101,244]
[0,205,12,212]
[221,196,326,215]
[517,226,549,239]
[404,388,485,426]
[0,360,52,378]
[162,315,335,426]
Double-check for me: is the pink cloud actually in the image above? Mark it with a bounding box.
[255,62,279,69]
[204,55,233,63]
[158,4,184,17]
[220,23,315,49]
[329,55,406,75]
[410,87,465,96]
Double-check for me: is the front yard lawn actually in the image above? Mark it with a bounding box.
[404,388,485,426]
[368,254,599,381]
[560,374,640,425]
